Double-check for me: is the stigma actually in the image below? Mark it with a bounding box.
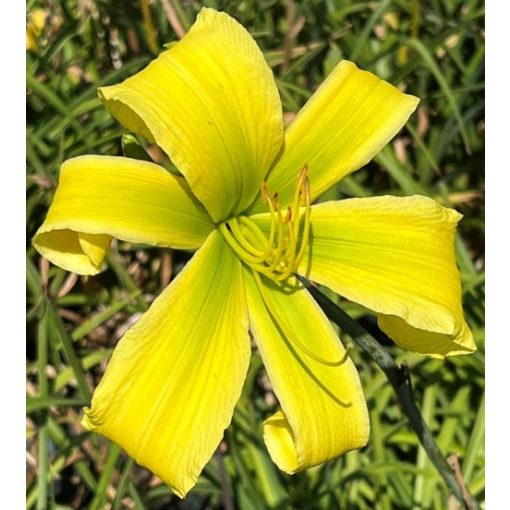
[219,165,311,282]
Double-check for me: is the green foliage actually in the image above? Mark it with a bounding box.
[26,0,484,508]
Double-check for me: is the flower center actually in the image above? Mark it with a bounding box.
[219,165,311,282]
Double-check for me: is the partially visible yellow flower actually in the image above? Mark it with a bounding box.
[33,8,475,498]
[26,8,47,51]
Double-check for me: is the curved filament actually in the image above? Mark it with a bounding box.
[220,165,312,282]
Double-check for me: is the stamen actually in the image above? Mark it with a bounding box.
[259,186,277,258]
[228,218,264,257]
[238,216,269,251]
[294,174,311,268]
[220,164,312,282]
[218,223,265,265]
[261,182,271,203]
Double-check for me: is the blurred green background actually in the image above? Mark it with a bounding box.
[26,0,484,509]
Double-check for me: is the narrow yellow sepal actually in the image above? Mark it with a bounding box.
[243,270,369,472]
[82,231,251,498]
[33,155,214,275]
[248,60,419,214]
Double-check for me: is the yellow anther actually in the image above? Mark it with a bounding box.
[220,165,312,282]
[272,193,280,216]
[295,171,311,268]
[261,182,271,203]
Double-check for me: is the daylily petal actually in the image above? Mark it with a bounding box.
[299,196,475,357]
[243,270,369,473]
[33,155,214,275]
[250,195,475,357]
[248,60,419,214]
[99,7,284,223]
[82,231,250,498]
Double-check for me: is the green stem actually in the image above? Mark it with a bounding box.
[89,443,121,510]
[216,451,235,510]
[112,458,134,510]
[47,306,90,399]
[300,277,478,510]
[36,305,49,510]
[463,393,485,484]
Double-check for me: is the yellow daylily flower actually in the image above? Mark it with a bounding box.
[33,8,476,498]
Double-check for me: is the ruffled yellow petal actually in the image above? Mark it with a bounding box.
[248,60,419,214]
[82,231,250,498]
[99,7,283,223]
[243,270,369,473]
[33,155,214,275]
[250,195,475,357]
